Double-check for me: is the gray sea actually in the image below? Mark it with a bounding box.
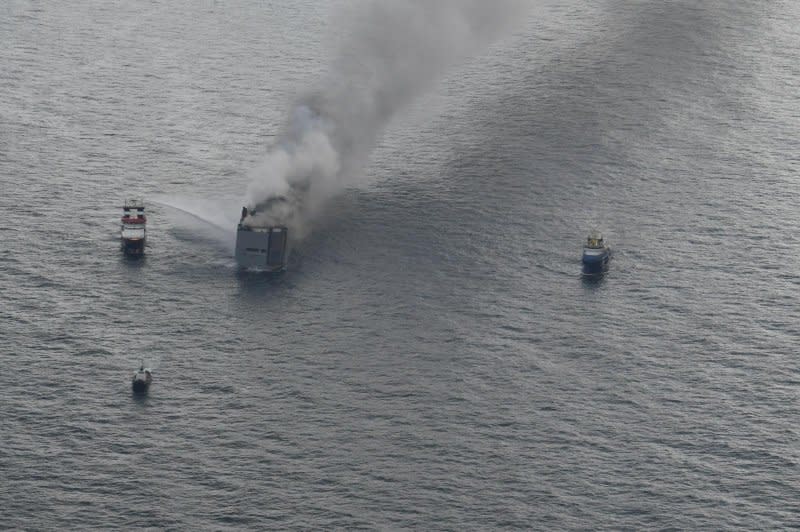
[2,1,799,529]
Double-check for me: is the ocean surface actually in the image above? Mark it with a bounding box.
[2,1,799,529]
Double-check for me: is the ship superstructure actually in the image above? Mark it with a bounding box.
[121,199,146,255]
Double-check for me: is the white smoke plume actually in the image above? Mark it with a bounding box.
[244,0,530,234]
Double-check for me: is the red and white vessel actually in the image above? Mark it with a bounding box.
[120,199,146,255]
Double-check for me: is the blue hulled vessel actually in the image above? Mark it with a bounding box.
[582,231,611,274]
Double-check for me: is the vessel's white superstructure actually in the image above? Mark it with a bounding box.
[121,225,146,240]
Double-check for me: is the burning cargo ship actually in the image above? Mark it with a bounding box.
[235,205,289,271]
[120,199,146,255]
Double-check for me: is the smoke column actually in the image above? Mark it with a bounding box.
[244,0,530,233]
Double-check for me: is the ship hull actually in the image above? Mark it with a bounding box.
[131,380,150,393]
[235,226,288,271]
[122,238,145,255]
[582,248,610,275]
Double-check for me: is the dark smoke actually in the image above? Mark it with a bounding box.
[244,0,530,234]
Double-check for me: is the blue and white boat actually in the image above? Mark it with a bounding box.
[582,231,611,274]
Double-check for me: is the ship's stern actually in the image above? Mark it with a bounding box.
[235,225,288,271]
